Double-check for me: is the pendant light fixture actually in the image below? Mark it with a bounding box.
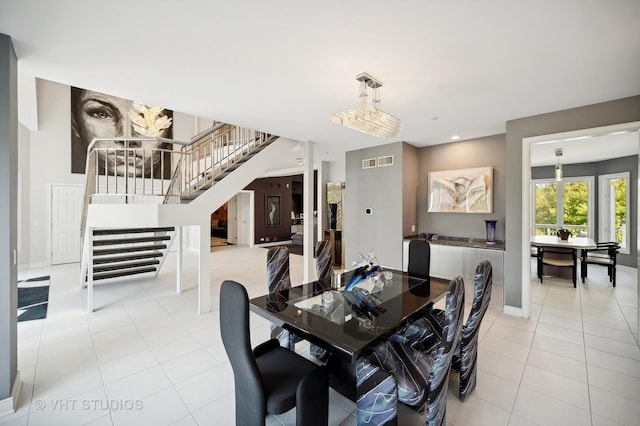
[555,148,563,181]
[329,72,401,138]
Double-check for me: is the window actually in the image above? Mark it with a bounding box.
[532,177,594,237]
[598,172,630,254]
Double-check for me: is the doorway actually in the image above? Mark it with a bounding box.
[522,122,640,340]
[232,191,254,247]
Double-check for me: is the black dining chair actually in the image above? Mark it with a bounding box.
[266,246,301,349]
[581,242,620,287]
[539,246,577,287]
[408,239,430,279]
[220,280,329,426]
[370,276,465,425]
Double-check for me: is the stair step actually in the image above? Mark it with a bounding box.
[93,244,167,256]
[92,266,157,281]
[93,259,160,273]
[93,235,171,246]
[93,252,164,265]
[93,227,174,236]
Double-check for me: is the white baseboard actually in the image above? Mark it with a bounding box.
[618,265,637,273]
[0,371,21,418]
[17,261,48,271]
[503,305,523,317]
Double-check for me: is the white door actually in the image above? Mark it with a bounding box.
[51,184,84,264]
[235,192,253,246]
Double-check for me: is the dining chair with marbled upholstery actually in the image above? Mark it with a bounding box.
[428,260,493,401]
[370,276,465,425]
[310,240,333,361]
[266,246,301,349]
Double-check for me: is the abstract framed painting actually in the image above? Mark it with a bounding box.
[266,195,281,226]
[428,167,493,213]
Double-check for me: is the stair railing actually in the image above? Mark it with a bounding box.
[164,124,275,202]
[80,137,187,238]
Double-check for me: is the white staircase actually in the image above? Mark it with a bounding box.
[80,123,298,313]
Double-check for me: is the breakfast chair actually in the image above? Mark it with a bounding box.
[371,276,465,425]
[539,246,577,287]
[266,246,300,349]
[220,280,328,426]
[580,242,620,287]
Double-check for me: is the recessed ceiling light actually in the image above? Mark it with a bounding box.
[451,135,460,140]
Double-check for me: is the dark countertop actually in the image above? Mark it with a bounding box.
[404,235,505,251]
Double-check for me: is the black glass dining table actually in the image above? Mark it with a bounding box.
[249,268,449,365]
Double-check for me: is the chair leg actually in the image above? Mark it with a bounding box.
[612,266,617,287]
[537,255,543,282]
[296,367,328,426]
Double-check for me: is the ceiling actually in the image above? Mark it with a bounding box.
[1,1,639,170]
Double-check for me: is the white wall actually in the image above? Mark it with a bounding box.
[329,158,345,182]
[17,123,30,267]
[20,78,197,267]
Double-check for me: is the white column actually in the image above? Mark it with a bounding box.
[198,221,211,313]
[303,141,314,282]
[317,161,329,249]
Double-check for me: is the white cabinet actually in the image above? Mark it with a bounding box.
[403,240,504,304]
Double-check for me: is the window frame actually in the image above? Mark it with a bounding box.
[531,176,595,238]
[598,171,631,254]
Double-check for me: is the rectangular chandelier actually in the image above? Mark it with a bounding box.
[329,72,401,138]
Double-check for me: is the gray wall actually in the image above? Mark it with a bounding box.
[345,142,405,269]
[505,95,640,308]
[532,155,638,268]
[402,143,419,237]
[0,33,18,401]
[417,134,506,240]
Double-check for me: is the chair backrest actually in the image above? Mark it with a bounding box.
[463,261,493,340]
[408,240,430,279]
[315,240,333,281]
[427,276,464,425]
[219,280,265,415]
[541,246,574,260]
[267,246,291,293]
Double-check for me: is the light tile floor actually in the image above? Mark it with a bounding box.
[3,246,639,426]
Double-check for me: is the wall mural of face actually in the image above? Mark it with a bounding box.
[71,87,173,178]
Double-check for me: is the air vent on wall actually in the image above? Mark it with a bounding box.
[377,155,394,167]
[362,158,377,169]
